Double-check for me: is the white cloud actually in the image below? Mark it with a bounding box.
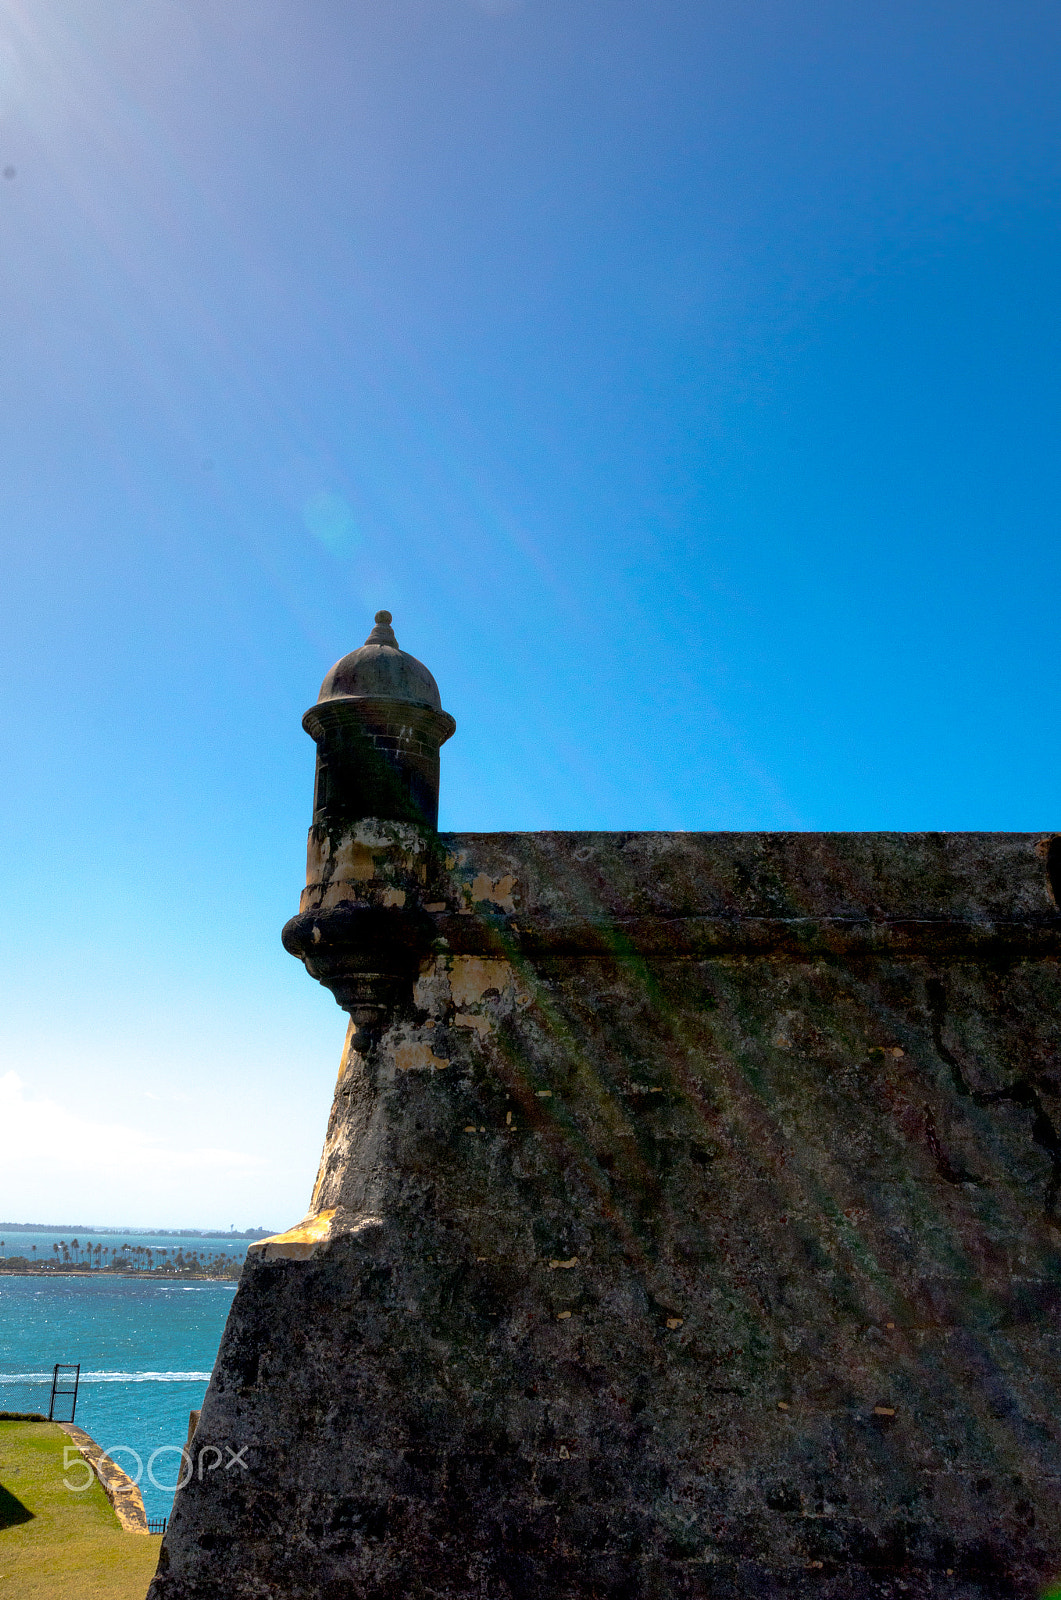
[0,1071,268,1227]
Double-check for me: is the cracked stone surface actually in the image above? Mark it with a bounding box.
[148,832,1061,1599]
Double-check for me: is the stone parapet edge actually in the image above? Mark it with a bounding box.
[56,1421,150,1534]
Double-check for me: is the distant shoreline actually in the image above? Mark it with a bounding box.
[0,1222,273,1239]
[0,1267,239,1282]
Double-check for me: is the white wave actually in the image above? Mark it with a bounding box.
[0,1370,211,1384]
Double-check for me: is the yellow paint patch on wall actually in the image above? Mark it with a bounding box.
[395,1040,451,1072]
[336,1019,360,1085]
[454,1012,492,1037]
[381,887,406,907]
[333,840,377,881]
[250,1208,338,1261]
[449,956,516,1007]
[469,873,517,912]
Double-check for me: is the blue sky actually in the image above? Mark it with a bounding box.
[0,0,1058,1227]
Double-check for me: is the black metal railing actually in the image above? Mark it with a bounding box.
[147,1516,168,1534]
[47,1363,80,1422]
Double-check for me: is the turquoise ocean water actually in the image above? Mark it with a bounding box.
[0,1233,246,1519]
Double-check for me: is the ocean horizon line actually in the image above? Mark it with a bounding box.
[0,1222,274,1238]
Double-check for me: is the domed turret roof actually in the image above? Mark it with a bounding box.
[317,612,443,711]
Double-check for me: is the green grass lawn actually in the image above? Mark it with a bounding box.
[0,1422,161,1599]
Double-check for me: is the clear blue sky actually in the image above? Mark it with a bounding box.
[0,0,1058,1227]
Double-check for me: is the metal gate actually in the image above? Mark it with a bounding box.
[47,1363,80,1422]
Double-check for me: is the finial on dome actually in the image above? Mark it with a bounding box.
[365,610,398,648]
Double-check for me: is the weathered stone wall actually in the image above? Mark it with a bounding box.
[149,832,1061,1599]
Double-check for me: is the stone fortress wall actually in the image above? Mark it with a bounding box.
[148,618,1061,1600]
